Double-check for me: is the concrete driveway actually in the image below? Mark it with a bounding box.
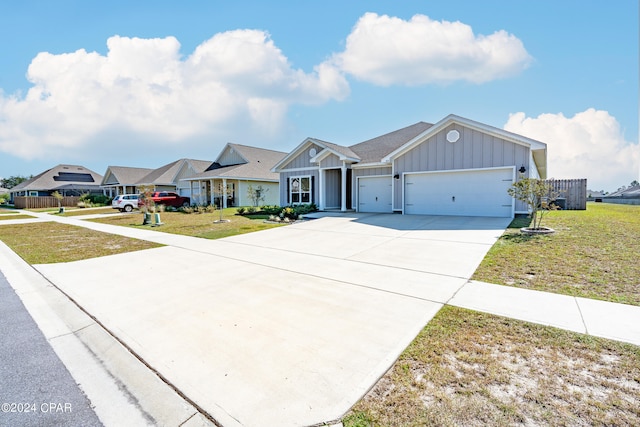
[34,213,510,427]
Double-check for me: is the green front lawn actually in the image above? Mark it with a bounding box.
[89,208,285,239]
[473,203,640,305]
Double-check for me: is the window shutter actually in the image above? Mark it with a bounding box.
[286,178,290,204]
[311,175,315,204]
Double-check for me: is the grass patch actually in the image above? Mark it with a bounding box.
[344,306,640,427]
[57,207,116,216]
[0,222,162,264]
[89,208,285,239]
[473,203,640,305]
[0,214,33,221]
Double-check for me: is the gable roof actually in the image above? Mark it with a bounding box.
[187,144,287,182]
[11,164,103,192]
[273,122,434,171]
[381,114,548,178]
[136,158,210,186]
[101,166,154,186]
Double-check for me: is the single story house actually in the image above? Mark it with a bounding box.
[10,164,104,200]
[182,143,286,207]
[101,159,211,198]
[273,114,547,218]
[135,158,211,196]
[101,166,154,196]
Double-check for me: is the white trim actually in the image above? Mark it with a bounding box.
[272,138,319,172]
[215,143,249,165]
[351,162,392,169]
[401,166,515,217]
[356,174,393,213]
[274,166,319,173]
[383,114,547,163]
[288,175,312,205]
[180,176,279,183]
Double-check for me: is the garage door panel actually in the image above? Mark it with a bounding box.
[404,168,513,217]
[358,176,393,213]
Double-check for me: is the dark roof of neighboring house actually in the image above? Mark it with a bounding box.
[349,121,434,164]
[136,159,211,186]
[191,144,286,181]
[11,164,103,192]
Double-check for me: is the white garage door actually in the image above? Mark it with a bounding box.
[358,176,393,213]
[404,168,514,217]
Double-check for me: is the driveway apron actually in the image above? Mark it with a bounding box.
[34,213,509,426]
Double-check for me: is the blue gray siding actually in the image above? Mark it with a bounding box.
[393,124,530,211]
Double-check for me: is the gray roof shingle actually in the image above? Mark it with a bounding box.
[349,121,433,164]
[191,144,286,181]
[11,164,103,192]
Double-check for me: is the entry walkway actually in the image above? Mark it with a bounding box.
[1,209,639,427]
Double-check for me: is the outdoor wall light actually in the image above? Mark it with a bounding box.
[519,166,526,174]
[394,173,400,179]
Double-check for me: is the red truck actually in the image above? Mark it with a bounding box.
[149,191,191,207]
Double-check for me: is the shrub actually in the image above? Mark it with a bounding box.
[237,207,246,215]
[88,194,112,205]
[247,206,257,214]
[181,206,194,214]
[205,204,216,213]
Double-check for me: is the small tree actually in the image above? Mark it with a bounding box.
[507,178,560,230]
[214,181,230,223]
[51,191,64,210]
[247,184,268,207]
[137,185,155,224]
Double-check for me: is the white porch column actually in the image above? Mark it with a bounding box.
[341,163,347,212]
[209,179,214,205]
[318,169,325,210]
[189,181,194,202]
[222,178,228,208]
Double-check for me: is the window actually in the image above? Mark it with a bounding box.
[289,176,311,204]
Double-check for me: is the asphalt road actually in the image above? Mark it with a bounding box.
[0,269,103,427]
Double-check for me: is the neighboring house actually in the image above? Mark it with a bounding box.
[101,159,211,198]
[273,114,548,218]
[182,143,286,207]
[135,158,211,197]
[101,166,154,196]
[10,164,104,200]
[601,185,640,205]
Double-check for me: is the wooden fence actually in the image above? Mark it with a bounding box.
[14,196,80,209]
[546,179,587,210]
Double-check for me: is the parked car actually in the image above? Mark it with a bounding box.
[112,194,141,212]
[150,191,190,207]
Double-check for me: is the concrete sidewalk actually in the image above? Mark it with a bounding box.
[3,209,640,427]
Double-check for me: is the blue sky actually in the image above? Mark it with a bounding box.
[0,0,637,192]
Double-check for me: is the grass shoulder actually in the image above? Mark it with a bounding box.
[473,203,640,305]
[0,222,161,264]
[344,305,640,426]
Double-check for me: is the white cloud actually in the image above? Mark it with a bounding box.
[0,31,349,160]
[504,109,640,191]
[333,12,532,86]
